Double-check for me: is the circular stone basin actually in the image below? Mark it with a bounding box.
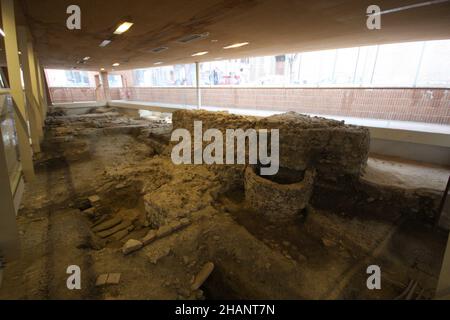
[244,165,316,219]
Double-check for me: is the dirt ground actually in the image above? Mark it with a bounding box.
[0,107,448,300]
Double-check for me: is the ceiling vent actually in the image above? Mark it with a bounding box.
[176,32,209,44]
[150,46,168,53]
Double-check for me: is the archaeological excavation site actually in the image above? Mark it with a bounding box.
[0,0,450,304]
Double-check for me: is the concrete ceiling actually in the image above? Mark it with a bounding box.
[3,0,450,71]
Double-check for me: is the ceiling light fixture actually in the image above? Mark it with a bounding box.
[150,46,168,53]
[377,0,448,15]
[113,22,134,35]
[191,51,208,56]
[112,62,120,67]
[154,62,163,65]
[99,40,111,47]
[177,32,209,44]
[223,42,249,49]
[100,68,105,71]
[0,28,5,37]
[83,56,90,61]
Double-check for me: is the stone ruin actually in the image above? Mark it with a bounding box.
[171,110,370,220]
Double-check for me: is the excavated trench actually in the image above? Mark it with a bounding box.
[1,106,447,300]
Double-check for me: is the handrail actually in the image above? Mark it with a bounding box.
[122,86,450,90]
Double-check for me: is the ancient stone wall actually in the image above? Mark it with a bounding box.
[244,166,316,220]
[171,110,370,181]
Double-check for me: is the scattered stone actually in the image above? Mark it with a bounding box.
[154,218,192,241]
[191,262,215,291]
[97,220,132,238]
[147,247,171,264]
[322,238,336,247]
[82,207,95,218]
[156,225,172,238]
[88,195,100,204]
[106,273,121,285]
[92,216,122,233]
[110,228,131,241]
[95,274,108,287]
[142,230,157,245]
[168,220,183,232]
[122,239,143,255]
[180,218,191,227]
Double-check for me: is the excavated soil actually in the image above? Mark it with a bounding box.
[0,107,448,300]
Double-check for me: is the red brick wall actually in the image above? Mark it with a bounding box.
[123,87,197,105]
[49,86,450,125]
[49,87,97,103]
[199,88,450,124]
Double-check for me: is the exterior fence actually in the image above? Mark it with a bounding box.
[51,87,450,125]
[49,87,98,103]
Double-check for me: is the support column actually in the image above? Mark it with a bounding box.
[1,0,35,181]
[195,61,201,109]
[27,41,44,123]
[100,71,111,103]
[39,67,52,107]
[18,26,42,152]
[38,64,49,114]
[35,57,47,117]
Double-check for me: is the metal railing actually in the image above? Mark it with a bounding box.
[0,89,23,270]
[112,87,450,125]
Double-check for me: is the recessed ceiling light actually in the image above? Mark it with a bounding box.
[211,39,218,42]
[223,42,249,49]
[83,56,90,61]
[150,46,168,53]
[192,51,208,56]
[154,62,163,65]
[177,33,209,44]
[215,57,223,60]
[100,68,105,71]
[99,40,111,47]
[112,62,120,67]
[114,22,133,35]
[18,51,21,55]
[0,28,5,37]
